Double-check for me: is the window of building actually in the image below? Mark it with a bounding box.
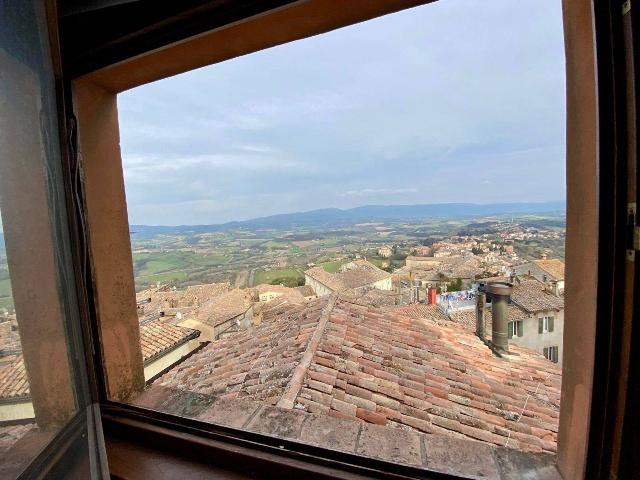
[103,0,568,475]
[0,0,636,477]
[544,346,559,363]
[508,320,523,338]
[539,315,555,333]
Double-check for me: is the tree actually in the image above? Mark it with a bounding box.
[446,278,464,292]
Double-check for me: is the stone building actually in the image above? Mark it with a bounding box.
[304,260,392,296]
[449,278,565,364]
[513,259,565,294]
[178,288,254,341]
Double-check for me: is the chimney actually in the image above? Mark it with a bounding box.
[428,287,437,305]
[476,292,487,339]
[487,282,513,354]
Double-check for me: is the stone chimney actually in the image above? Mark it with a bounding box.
[487,282,513,354]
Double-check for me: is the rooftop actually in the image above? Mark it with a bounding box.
[448,305,528,331]
[0,355,29,401]
[387,303,451,324]
[511,279,564,313]
[532,259,565,281]
[341,288,399,307]
[139,320,200,364]
[190,288,253,327]
[145,295,562,455]
[136,282,232,315]
[305,260,390,293]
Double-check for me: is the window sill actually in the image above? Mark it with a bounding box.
[102,389,564,480]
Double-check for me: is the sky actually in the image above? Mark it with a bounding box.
[118,0,566,226]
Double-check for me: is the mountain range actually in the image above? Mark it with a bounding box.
[130,201,565,236]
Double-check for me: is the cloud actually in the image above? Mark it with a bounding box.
[118,0,566,225]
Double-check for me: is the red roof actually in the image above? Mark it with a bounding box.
[148,296,562,454]
[139,320,200,364]
[0,355,29,400]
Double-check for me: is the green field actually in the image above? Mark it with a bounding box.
[253,267,304,287]
[0,275,13,310]
[132,251,230,290]
[133,251,228,277]
[137,271,188,284]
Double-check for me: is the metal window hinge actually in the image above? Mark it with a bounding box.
[623,0,631,15]
[627,202,637,261]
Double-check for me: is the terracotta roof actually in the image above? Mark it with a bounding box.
[305,261,390,293]
[181,283,231,307]
[295,285,316,297]
[341,288,399,307]
[511,280,564,313]
[387,304,451,324]
[151,297,561,454]
[476,276,509,283]
[136,283,231,315]
[155,298,329,405]
[298,302,561,453]
[402,256,485,280]
[191,289,253,327]
[0,423,35,455]
[139,320,200,364]
[0,355,29,401]
[448,305,527,331]
[0,320,21,354]
[532,259,565,281]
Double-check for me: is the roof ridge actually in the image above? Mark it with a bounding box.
[276,294,338,409]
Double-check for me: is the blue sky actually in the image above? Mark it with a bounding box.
[118,0,566,226]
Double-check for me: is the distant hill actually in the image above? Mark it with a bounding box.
[130,201,565,237]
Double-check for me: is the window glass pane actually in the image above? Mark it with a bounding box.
[0,2,93,477]
[109,0,566,475]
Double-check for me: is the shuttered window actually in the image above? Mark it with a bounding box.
[544,346,559,363]
[539,316,554,334]
[509,321,523,338]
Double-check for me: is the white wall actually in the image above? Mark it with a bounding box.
[144,338,203,381]
[0,400,34,422]
[509,309,564,364]
[305,274,333,296]
[372,277,393,291]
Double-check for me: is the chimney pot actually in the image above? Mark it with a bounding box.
[487,282,513,354]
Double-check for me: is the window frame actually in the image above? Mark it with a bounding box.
[507,320,522,338]
[53,0,639,478]
[544,346,559,364]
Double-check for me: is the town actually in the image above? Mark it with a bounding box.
[0,211,565,462]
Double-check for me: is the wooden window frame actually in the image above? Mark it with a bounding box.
[51,0,638,478]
